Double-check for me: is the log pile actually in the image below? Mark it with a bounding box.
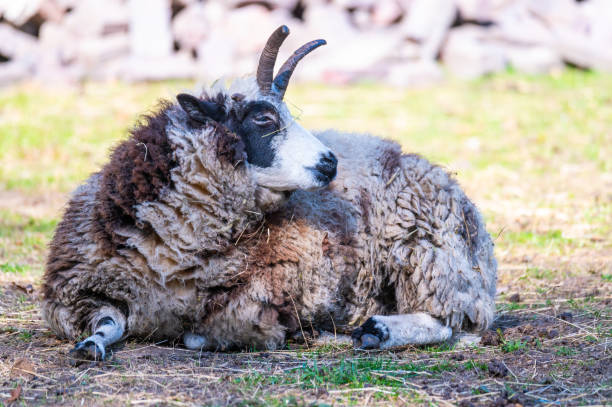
[1,0,611,86]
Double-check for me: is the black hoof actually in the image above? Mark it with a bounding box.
[69,339,105,366]
[351,317,389,349]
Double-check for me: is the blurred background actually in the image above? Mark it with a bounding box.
[1,0,612,85]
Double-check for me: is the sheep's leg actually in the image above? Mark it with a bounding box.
[69,306,126,364]
[351,313,451,349]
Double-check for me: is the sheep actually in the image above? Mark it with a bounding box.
[42,25,497,362]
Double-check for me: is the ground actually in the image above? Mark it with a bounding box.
[0,71,610,406]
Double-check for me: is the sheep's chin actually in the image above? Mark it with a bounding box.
[255,187,292,213]
[255,186,291,212]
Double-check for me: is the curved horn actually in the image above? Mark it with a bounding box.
[272,39,326,100]
[256,25,290,94]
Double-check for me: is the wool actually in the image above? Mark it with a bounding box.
[43,81,497,351]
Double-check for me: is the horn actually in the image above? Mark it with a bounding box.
[272,39,326,100]
[256,25,290,94]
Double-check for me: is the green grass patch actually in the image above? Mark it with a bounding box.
[555,346,578,356]
[0,209,57,276]
[0,81,192,192]
[501,340,528,353]
[464,360,488,372]
[502,230,573,250]
[519,267,558,281]
[234,357,459,394]
[18,330,33,341]
[0,262,29,273]
[423,342,456,353]
[506,302,529,311]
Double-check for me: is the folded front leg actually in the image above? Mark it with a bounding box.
[352,313,452,349]
[69,306,126,364]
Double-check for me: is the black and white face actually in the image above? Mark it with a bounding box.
[177,93,337,193]
[229,99,337,191]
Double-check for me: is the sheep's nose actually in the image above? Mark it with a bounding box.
[314,151,337,183]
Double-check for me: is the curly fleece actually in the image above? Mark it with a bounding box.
[42,85,497,350]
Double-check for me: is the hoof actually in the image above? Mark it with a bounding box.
[351,317,389,349]
[356,333,380,349]
[69,339,105,366]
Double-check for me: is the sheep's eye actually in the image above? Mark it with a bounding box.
[252,114,275,126]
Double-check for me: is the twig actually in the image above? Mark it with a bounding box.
[455,391,500,402]
[462,208,472,248]
[502,360,519,383]
[494,226,506,242]
[136,142,148,161]
[12,367,57,382]
[328,387,395,395]
[385,169,400,187]
[233,222,250,246]
[288,294,308,350]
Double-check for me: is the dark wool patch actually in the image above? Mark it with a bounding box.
[277,303,300,333]
[185,92,247,167]
[43,198,84,300]
[359,188,372,234]
[204,92,247,167]
[203,286,235,316]
[460,200,480,259]
[204,91,228,107]
[212,121,247,167]
[93,101,177,255]
[380,143,402,181]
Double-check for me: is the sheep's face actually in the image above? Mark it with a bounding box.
[232,98,337,192]
[177,92,337,197]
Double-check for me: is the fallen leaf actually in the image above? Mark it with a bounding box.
[6,384,21,403]
[10,358,36,381]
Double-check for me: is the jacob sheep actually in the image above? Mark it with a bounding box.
[42,26,497,361]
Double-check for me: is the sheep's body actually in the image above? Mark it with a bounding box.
[43,97,497,352]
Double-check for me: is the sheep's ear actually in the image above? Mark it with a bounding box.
[177,93,225,123]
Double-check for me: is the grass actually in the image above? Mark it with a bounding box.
[501,339,528,353]
[232,357,464,404]
[0,210,57,278]
[0,70,611,406]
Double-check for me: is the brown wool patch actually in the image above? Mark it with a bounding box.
[321,232,330,255]
[43,197,83,300]
[92,101,177,255]
[380,143,402,181]
[460,200,481,258]
[248,216,311,268]
[212,121,246,167]
[358,188,372,233]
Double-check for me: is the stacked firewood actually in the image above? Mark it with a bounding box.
[1,0,610,86]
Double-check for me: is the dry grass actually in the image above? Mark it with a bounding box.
[1,71,611,406]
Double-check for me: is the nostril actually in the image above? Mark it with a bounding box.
[327,152,338,166]
[312,151,338,184]
[320,151,338,167]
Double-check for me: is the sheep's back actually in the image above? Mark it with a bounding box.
[313,130,497,331]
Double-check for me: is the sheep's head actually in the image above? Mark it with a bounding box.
[176,26,336,211]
